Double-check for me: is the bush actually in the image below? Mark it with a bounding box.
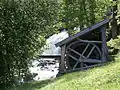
[0,0,59,88]
[107,35,120,55]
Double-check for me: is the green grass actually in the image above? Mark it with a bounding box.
[7,56,120,90]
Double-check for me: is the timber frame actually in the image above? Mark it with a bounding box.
[55,19,110,74]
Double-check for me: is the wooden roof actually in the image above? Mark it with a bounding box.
[55,19,110,47]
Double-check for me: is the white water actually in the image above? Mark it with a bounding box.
[29,30,69,81]
[43,30,69,55]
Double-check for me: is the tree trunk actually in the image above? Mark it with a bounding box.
[111,0,118,39]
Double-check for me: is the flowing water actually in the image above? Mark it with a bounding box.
[29,30,69,81]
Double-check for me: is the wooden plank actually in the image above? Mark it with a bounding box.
[55,19,110,47]
[59,45,66,73]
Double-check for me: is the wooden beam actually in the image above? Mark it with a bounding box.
[59,45,66,73]
[70,58,102,63]
[83,59,102,63]
[64,63,104,73]
[77,39,102,43]
[100,26,108,62]
[55,19,110,47]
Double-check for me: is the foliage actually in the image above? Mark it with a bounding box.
[107,35,120,56]
[107,35,120,50]
[57,0,111,35]
[0,0,60,88]
[0,0,119,88]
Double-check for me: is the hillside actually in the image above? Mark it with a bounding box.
[8,54,120,90]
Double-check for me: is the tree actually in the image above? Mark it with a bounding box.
[58,0,111,35]
[111,0,118,39]
[0,0,60,88]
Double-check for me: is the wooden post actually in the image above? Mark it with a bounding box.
[100,26,108,62]
[59,45,66,73]
[111,0,118,39]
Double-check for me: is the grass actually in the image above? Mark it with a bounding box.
[6,55,120,90]
[5,79,55,90]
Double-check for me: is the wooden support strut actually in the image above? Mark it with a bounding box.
[59,45,66,73]
[100,25,108,62]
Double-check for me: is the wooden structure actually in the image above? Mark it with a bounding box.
[55,19,110,74]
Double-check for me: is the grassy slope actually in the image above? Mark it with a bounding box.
[40,58,120,90]
[8,56,120,90]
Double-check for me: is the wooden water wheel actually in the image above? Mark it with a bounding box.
[66,40,102,70]
[56,19,109,73]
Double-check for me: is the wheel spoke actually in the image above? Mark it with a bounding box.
[67,54,78,61]
[73,62,79,70]
[86,45,96,58]
[68,48,86,58]
[81,43,90,58]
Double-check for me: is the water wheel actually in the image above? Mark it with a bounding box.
[66,41,102,70]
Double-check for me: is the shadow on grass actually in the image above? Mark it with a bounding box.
[6,79,55,90]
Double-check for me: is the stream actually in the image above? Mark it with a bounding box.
[29,30,69,81]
